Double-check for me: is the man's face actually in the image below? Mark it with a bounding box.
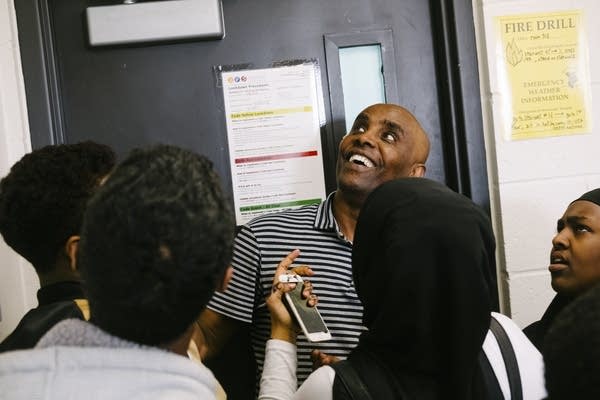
[550,200,600,296]
[336,104,426,196]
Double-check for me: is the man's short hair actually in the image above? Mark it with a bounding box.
[0,141,116,273]
[544,282,600,398]
[78,144,234,346]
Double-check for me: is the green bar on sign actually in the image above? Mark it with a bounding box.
[240,198,321,212]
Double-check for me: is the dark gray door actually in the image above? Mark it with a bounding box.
[16,0,489,208]
[15,1,490,398]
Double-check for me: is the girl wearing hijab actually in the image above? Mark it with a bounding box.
[524,188,600,350]
[260,178,545,399]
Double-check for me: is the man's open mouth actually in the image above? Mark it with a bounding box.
[348,154,374,168]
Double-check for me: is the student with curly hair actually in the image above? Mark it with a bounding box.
[0,145,235,399]
[0,141,115,352]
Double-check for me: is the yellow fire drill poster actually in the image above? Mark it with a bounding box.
[496,10,591,140]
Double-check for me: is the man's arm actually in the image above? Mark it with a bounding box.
[193,308,245,361]
[193,225,259,360]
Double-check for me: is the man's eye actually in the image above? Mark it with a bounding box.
[575,225,591,233]
[383,132,397,142]
[349,125,366,135]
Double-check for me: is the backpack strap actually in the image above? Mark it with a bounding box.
[489,315,523,400]
[331,360,374,400]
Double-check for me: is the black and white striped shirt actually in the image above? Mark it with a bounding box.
[208,192,365,385]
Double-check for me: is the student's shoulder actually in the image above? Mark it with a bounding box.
[296,365,335,400]
[491,312,542,356]
[492,312,526,338]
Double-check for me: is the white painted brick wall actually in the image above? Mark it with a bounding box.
[0,0,36,340]
[474,0,600,327]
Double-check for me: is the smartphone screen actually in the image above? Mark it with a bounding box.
[283,277,331,342]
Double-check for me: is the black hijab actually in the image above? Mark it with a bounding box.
[346,178,496,399]
[574,188,600,207]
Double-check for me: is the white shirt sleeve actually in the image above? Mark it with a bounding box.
[259,339,334,400]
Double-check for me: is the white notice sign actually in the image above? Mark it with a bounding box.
[221,64,327,225]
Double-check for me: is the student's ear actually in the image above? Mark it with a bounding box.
[65,235,80,271]
[217,266,234,292]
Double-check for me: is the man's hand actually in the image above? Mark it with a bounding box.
[311,349,340,370]
[266,249,316,343]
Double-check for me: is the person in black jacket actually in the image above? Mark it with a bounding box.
[0,142,115,352]
[524,188,600,350]
[543,281,600,399]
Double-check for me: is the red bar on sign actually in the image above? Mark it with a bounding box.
[235,150,318,164]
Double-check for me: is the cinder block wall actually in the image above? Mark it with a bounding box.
[473,0,600,326]
[0,0,35,339]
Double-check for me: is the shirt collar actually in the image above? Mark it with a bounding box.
[314,192,351,244]
[37,281,85,306]
[314,192,337,231]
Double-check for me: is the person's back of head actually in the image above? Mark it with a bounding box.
[544,281,600,399]
[0,141,115,277]
[78,144,234,347]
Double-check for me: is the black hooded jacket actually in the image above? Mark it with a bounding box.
[334,178,497,399]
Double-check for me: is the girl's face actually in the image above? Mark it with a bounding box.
[550,200,600,296]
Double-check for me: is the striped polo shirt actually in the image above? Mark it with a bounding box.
[208,192,365,385]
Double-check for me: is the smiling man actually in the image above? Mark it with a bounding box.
[194,103,430,392]
[524,188,600,350]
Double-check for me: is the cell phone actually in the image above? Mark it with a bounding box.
[282,275,332,342]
